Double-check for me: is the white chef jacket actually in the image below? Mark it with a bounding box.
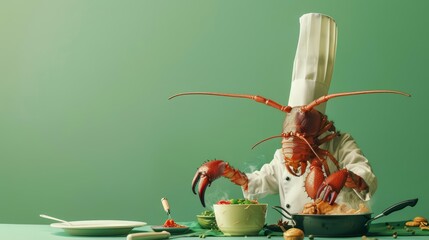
[242,133,377,214]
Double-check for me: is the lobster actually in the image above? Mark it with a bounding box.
[169,90,410,207]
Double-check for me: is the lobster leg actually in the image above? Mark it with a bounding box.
[316,132,339,146]
[345,170,369,191]
[285,160,308,177]
[317,148,340,171]
[315,116,333,136]
[191,160,248,207]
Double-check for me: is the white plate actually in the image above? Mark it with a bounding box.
[51,220,147,236]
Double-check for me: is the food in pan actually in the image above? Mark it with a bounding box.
[301,198,369,215]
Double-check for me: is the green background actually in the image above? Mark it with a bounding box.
[1,0,428,225]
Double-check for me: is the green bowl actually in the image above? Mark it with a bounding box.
[196,215,217,229]
[213,204,267,236]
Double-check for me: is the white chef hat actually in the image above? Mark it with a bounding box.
[288,13,338,113]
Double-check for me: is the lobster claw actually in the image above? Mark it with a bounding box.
[316,169,348,204]
[305,160,325,199]
[191,160,226,207]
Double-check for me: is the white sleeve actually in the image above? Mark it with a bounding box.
[333,133,377,201]
[242,149,283,200]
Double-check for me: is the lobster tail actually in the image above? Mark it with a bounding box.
[253,132,322,161]
[301,90,411,112]
[169,92,292,113]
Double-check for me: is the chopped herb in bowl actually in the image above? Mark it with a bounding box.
[216,198,259,205]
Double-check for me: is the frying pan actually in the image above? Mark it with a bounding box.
[272,198,418,237]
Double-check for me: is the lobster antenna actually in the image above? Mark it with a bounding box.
[251,134,283,149]
[169,92,292,113]
[302,90,411,112]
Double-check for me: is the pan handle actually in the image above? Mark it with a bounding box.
[272,206,296,226]
[365,198,418,226]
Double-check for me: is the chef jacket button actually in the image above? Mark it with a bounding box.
[286,204,291,209]
[285,176,290,181]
